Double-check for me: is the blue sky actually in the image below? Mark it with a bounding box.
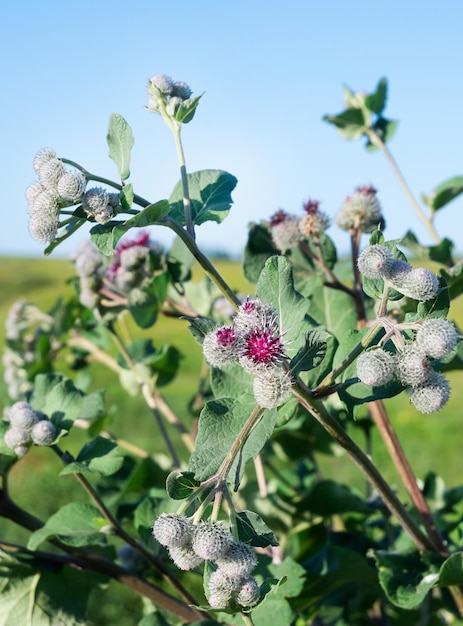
[2,1,463,260]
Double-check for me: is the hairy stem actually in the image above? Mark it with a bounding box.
[172,124,195,238]
[364,130,441,245]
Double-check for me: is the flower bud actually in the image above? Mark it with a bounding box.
[4,426,32,449]
[38,157,66,190]
[415,318,458,359]
[236,575,260,608]
[202,327,242,368]
[14,445,30,458]
[214,541,258,577]
[409,371,450,414]
[152,513,194,548]
[234,299,278,333]
[168,545,203,570]
[207,569,241,609]
[356,349,397,387]
[390,267,440,301]
[336,185,384,232]
[33,148,57,173]
[357,245,394,279]
[192,521,232,561]
[57,171,87,202]
[171,81,193,100]
[82,187,116,224]
[9,402,41,430]
[396,344,431,387]
[253,367,292,408]
[269,210,303,252]
[31,420,56,446]
[148,74,174,97]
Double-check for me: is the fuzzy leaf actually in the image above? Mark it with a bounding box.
[27,503,107,550]
[236,510,279,547]
[168,170,237,226]
[166,470,201,500]
[425,176,463,212]
[323,109,368,139]
[59,437,124,477]
[107,113,134,180]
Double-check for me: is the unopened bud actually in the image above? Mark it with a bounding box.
[152,513,194,548]
[396,344,431,387]
[357,245,394,279]
[409,371,450,414]
[192,521,232,561]
[253,367,292,408]
[415,318,458,359]
[356,349,397,387]
[8,402,41,430]
[390,267,440,302]
[236,575,260,608]
[215,541,258,577]
[31,420,56,446]
[168,545,203,570]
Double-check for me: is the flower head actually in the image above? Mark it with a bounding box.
[336,185,384,232]
[409,371,450,414]
[269,210,303,252]
[357,244,394,279]
[356,349,397,387]
[214,541,258,577]
[57,171,87,202]
[152,513,194,548]
[396,344,431,387]
[390,267,440,302]
[203,326,243,368]
[236,575,260,608]
[415,318,459,359]
[31,420,56,446]
[253,367,292,408]
[82,187,117,223]
[192,521,232,561]
[240,326,286,372]
[234,298,278,333]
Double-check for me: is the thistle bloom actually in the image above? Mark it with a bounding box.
[269,210,303,252]
[240,326,286,373]
[409,371,450,414]
[203,326,242,368]
[336,185,384,232]
[82,187,117,223]
[299,199,330,236]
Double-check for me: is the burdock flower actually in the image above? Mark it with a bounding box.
[299,199,330,237]
[233,298,278,333]
[203,327,243,368]
[252,367,292,408]
[82,187,117,224]
[357,244,394,279]
[57,170,87,202]
[336,185,384,232]
[240,326,286,373]
[415,318,458,359]
[409,371,450,414]
[269,210,303,252]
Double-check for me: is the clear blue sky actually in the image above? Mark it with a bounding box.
[2,1,463,259]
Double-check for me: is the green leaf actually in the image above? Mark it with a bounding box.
[188,397,278,486]
[438,552,463,586]
[211,363,253,398]
[166,470,201,500]
[323,109,368,140]
[134,496,158,545]
[235,510,279,548]
[364,77,388,115]
[27,503,108,550]
[168,170,237,226]
[425,176,463,212]
[256,256,319,361]
[59,437,124,477]
[120,183,134,211]
[107,113,134,180]
[365,116,398,150]
[400,230,454,265]
[373,550,443,609]
[0,550,100,626]
[289,330,329,376]
[242,223,278,284]
[173,94,203,124]
[90,200,170,255]
[298,480,372,516]
[186,317,217,345]
[29,374,88,434]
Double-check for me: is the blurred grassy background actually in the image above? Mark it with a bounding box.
[0,254,462,623]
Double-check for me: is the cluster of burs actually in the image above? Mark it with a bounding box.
[72,234,163,309]
[25,148,122,244]
[202,299,293,409]
[356,244,459,414]
[2,401,56,457]
[152,513,260,610]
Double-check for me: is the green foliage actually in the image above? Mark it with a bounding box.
[3,73,463,626]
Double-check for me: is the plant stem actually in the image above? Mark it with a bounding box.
[292,384,434,551]
[364,130,441,245]
[160,215,241,308]
[241,612,256,626]
[172,124,195,238]
[349,227,368,326]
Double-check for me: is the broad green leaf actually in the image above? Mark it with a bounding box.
[188,397,277,485]
[0,550,100,626]
[211,363,253,398]
[168,170,237,226]
[424,176,463,212]
[90,200,170,255]
[323,109,368,140]
[27,503,107,550]
[256,256,319,360]
[59,437,124,477]
[134,496,158,545]
[364,77,388,115]
[166,470,201,500]
[29,374,87,433]
[289,330,329,376]
[373,550,443,609]
[137,613,173,626]
[107,113,134,180]
[235,510,279,547]
[120,183,134,211]
[243,223,278,284]
[400,230,454,265]
[298,480,372,516]
[438,552,463,586]
[167,235,194,283]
